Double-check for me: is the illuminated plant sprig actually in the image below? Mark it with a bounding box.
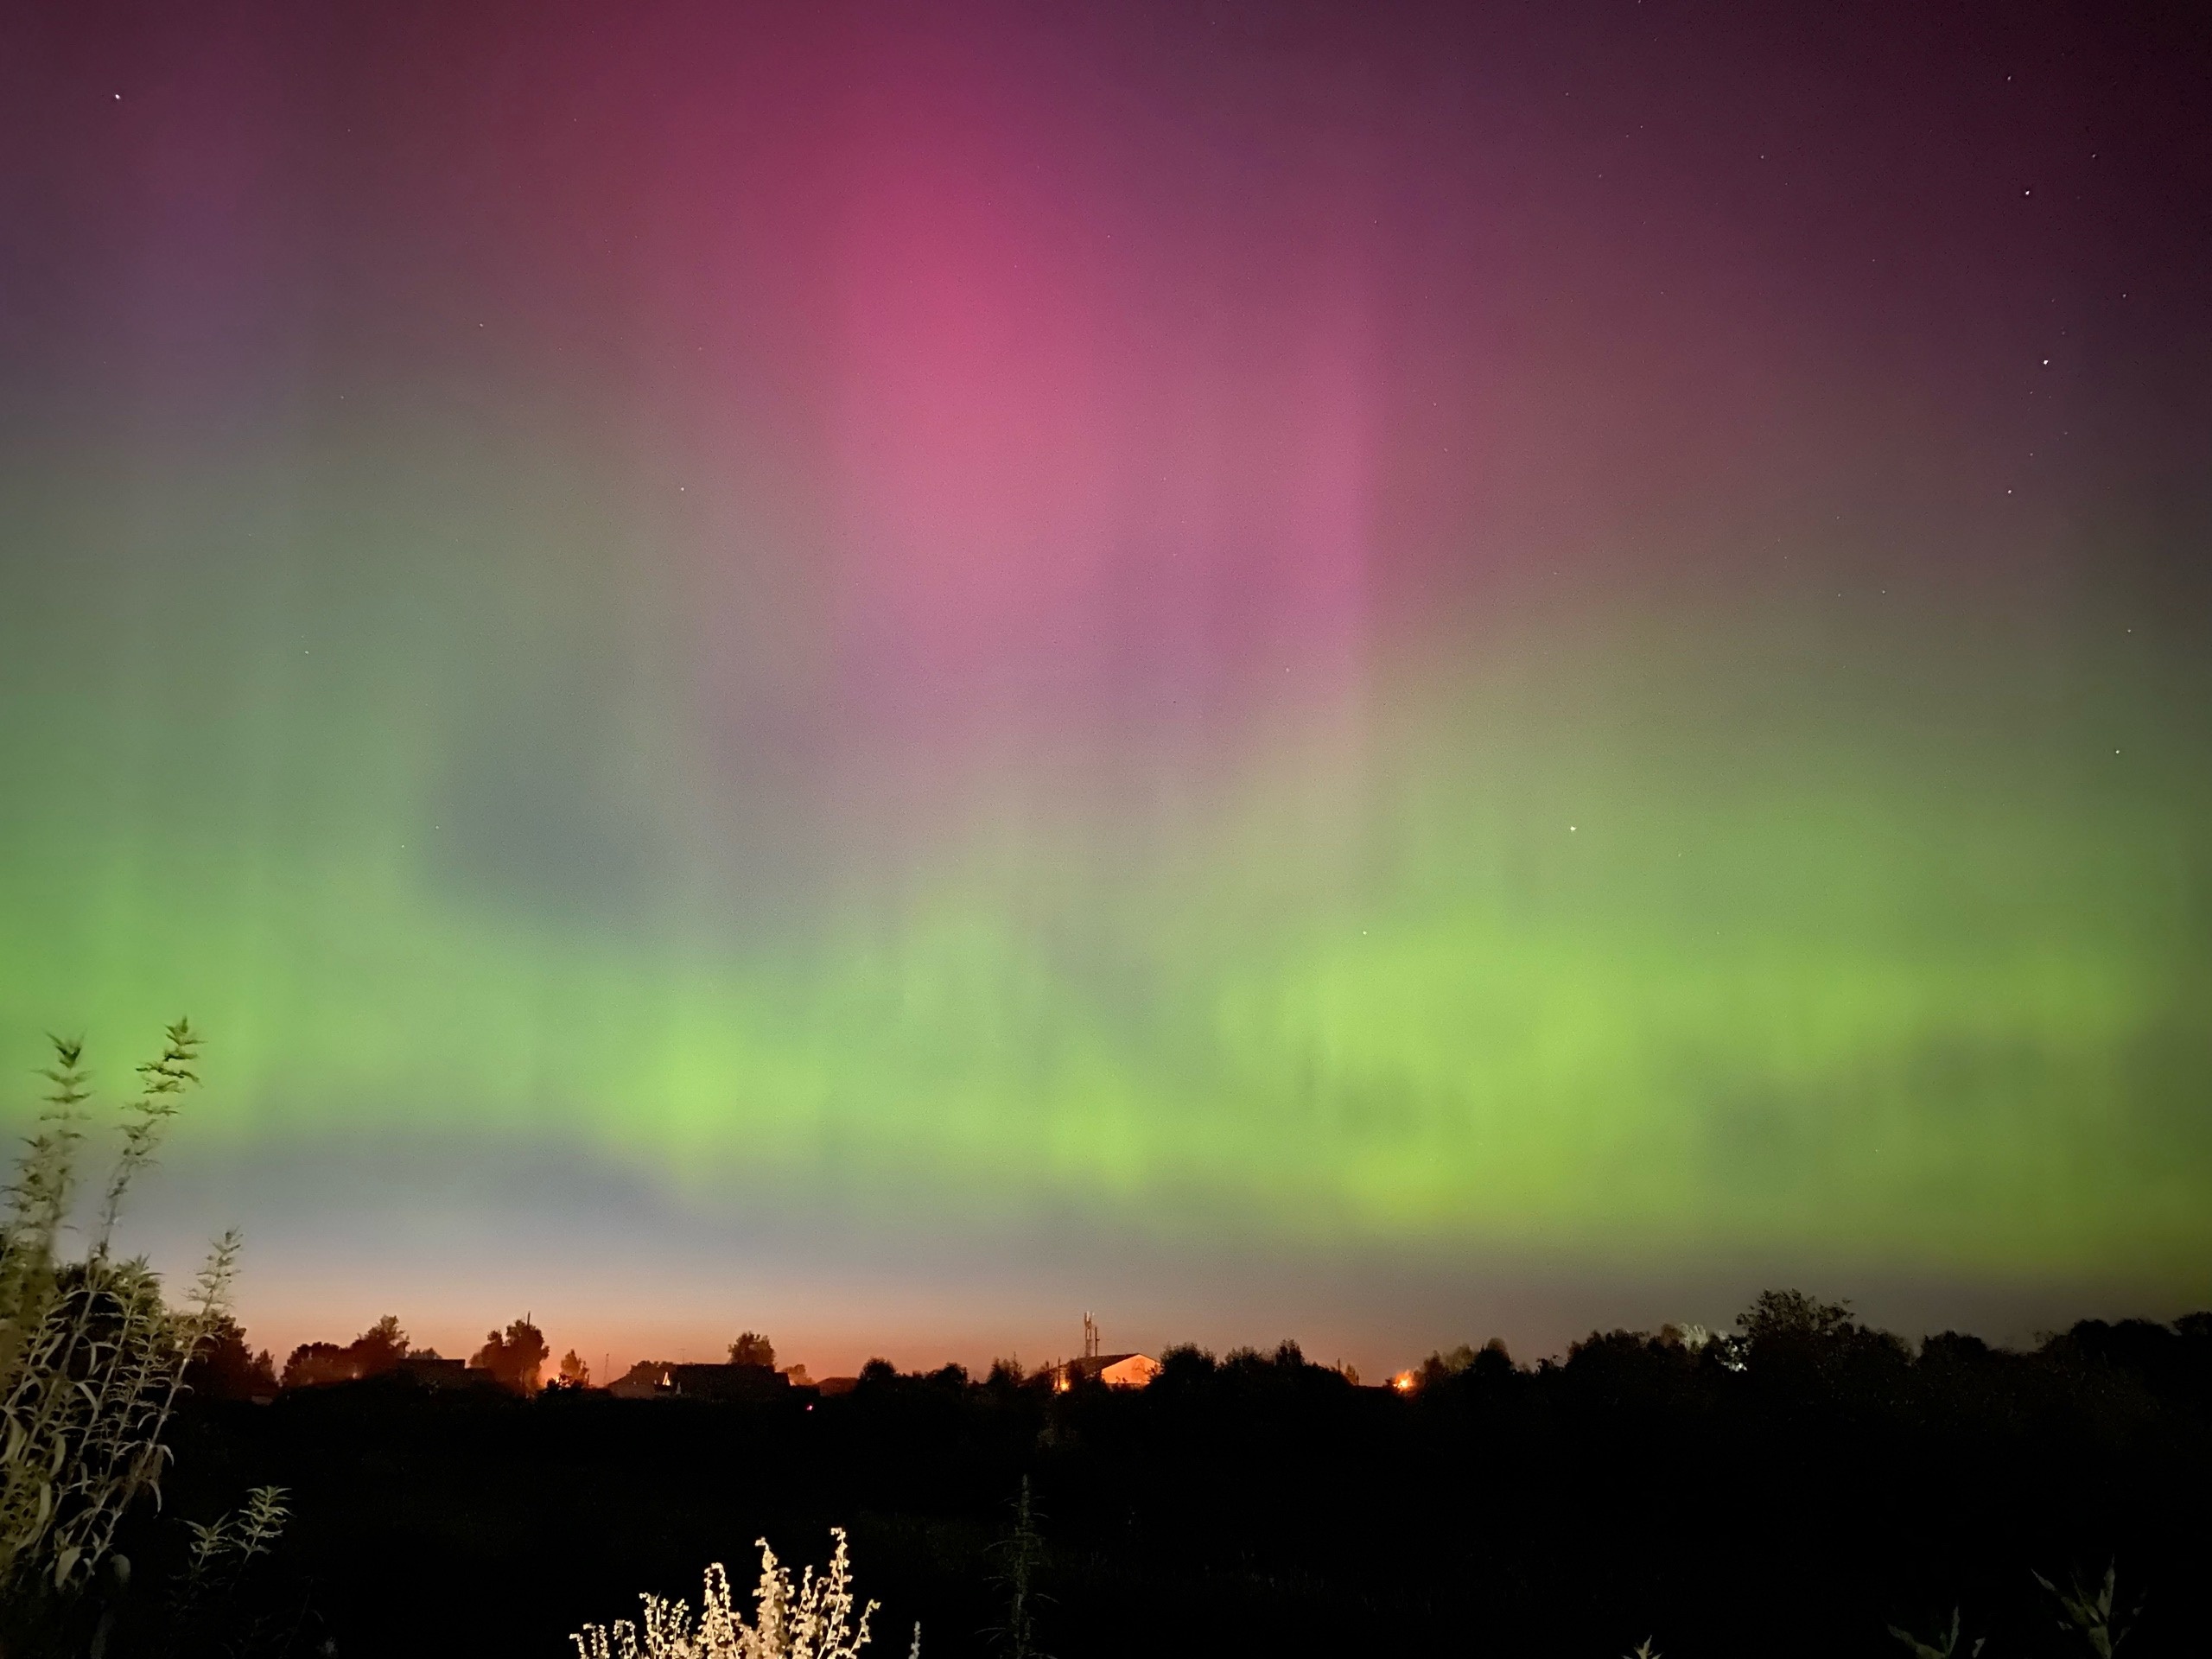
[574,1527,892,1659]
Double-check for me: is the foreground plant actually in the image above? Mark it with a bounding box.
[1890,1607,1984,1659]
[0,1022,237,1597]
[170,1484,315,1658]
[988,1478,1047,1659]
[574,1528,904,1659]
[2036,1561,2139,1658]
[180,1484,291,1600]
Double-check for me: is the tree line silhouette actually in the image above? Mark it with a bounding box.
[190,1314,579,1397]
[147,1288,2212,1656]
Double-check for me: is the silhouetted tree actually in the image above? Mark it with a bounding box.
[1737,1288,1859,1347]
[1733,1287,1910,1385]
[280,1342,355,1389]
[1154,1343,1217,1389]
[470,1316,549,1394]
[277,1315,411,1389]
[727,1331,776,1368]
[555,1349,592,1389]
[187,1313,278,1401]
[351,1313,410,1376]
[1918,1331,1993,1366]
[1419,1343,1479,1386]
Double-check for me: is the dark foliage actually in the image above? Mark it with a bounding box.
[278,1317,410,1391]
[728,1332,777,1369]
[468,1318,549,1395]
[124,1297,2212,1659]
[188,1315,279,1402]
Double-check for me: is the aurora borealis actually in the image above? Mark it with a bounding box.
[3,1,2208,1374]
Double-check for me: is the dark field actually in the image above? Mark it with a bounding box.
[118,1309,2212,1658]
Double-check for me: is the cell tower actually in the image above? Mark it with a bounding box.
[1082,1312,1100,1359]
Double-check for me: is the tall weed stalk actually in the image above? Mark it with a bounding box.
[0,1022,234,1595]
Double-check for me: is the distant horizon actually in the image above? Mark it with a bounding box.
[214,1282,2212,1393]
[176,1211,2212,1389]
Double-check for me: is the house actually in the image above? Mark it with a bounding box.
[1094,1352,1161,1388]
[1056,1352,1160,1390]
[1051,1313,1159,1390]
[395,1354,477,1389]
[606,1361,791,1402]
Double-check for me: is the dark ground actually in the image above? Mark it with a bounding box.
[90,1306,2212,1657]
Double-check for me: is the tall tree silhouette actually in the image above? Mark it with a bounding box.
[470,1316,549,1394]
[727,1332,776,1368]
[187,1313,278,1400]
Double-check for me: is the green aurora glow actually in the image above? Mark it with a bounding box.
[3,434,2204,1288]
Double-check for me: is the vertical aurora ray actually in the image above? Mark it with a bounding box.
[1,0,2208,1365]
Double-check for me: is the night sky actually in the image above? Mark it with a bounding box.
[3,0,2208,1379]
